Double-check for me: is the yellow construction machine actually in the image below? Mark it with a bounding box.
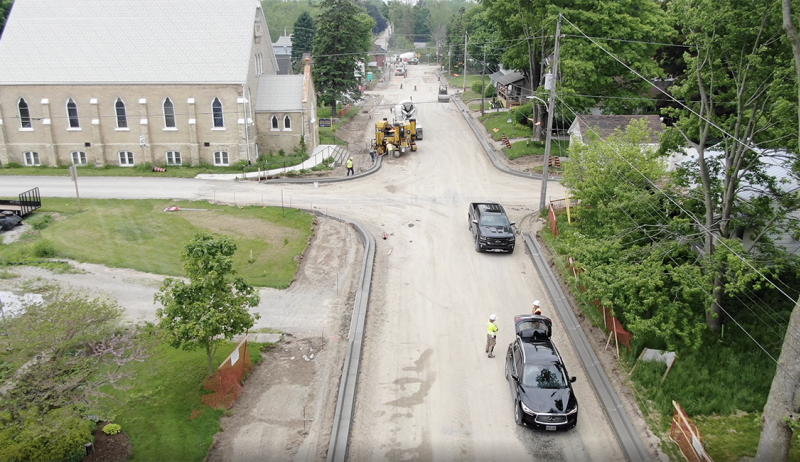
[373,118,418,158]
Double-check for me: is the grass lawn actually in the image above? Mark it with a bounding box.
[0,198,314,288]
[103,339,273,462]
[695,413,800,461]
[480,111,532,140]
[504,138,571,160]
[317,104,358,146]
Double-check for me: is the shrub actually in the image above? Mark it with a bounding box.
[30,214,53,230]
[513,103,534,127]
[278,149,286,157]
[5,162,23,168]
[102,423,122,435]
[485,83,496,98]
[0,407,94,462]
[33,240,57,258]
[471,79,485,94]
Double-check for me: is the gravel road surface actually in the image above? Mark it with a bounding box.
[0,64,628,461]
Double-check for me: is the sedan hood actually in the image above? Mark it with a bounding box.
[520,386,576,414]
[479,225,514,238]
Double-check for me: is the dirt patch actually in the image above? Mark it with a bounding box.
[82,425,132,462]
[206,335,337,462]
[535,232,670,462]
[179,211,305,246]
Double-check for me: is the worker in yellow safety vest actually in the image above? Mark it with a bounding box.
[346,157,354,176]
[486,314,498,358]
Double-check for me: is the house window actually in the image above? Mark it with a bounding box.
[166,151,182,165]
[115,98,128,128]
[283,115,291,130]
[67,98,80,128]
[271,115,279,130]
[23,151,40,166]
[212,98,224,128]
[71,151,87,165]
[18,98,32,129]
[163,98,176,128]
[213,151,229,166]
[118,151,135,166]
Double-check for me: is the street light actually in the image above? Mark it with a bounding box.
[526,95,547,143]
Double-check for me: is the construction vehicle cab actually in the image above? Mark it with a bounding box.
[373,118,417,158]
[438,85,450,102]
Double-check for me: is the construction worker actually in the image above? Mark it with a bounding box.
[346,157,354,176]
[486,314,499,358]
[532,300,542,316]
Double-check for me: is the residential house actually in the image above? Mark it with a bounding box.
[0,0,282,168]
[568,114,664,149]
[370,44,387,68]
[489,70,532,107]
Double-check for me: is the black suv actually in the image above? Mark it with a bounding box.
[468,202,515,253]
[505,314,578,431]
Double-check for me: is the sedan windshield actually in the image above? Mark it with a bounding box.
[480,215,510,227]
[522,364,568,389]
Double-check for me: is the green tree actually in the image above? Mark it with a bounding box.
[312,0,374,113]
[262,0,317,42]
[667,0,797,330]
[0,0,12,37]
[292,11,316,72]
[413,1,431,43]
[155,233,261,376]
[481,0,674,114]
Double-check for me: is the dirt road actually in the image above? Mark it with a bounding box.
[0,64,628,461]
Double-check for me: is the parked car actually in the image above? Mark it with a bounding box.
[504,314,578,430]
[468,202,515,253]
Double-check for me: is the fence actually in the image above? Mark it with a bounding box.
[201,336,252,409]
[670,401,714,462]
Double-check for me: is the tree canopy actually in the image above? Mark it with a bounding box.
[155,233,261,376]
[312,0,374,110]
[291,11,316,72]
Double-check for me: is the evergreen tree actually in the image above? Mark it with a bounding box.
[291,11,315,72]
[313,0,374,113]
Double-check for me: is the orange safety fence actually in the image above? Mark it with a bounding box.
[669,401,714,462]
[548,203,559,236]
[202,336,252,409]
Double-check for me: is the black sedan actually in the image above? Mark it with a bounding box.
[504,315,578,430]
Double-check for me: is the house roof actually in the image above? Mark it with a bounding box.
[273,35,293,47]
[255,75,304,112]
[570,115,664,144]
[0,0,263,85]
[372,44,387,55]
[492,71,525,86]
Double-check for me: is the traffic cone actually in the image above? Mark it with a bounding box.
[414,85,417,91]
[382,232,387,240]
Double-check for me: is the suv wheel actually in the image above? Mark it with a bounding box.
[508,246,515,254]
[514,401,524,426]
[475,235,482,253]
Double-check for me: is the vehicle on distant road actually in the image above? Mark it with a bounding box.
[505,314,579,431]
[468,202,515,253]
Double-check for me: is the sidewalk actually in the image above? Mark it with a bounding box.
[194,144,344,181]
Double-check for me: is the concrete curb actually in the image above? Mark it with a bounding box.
[524,233,651,462]
[263,156,383,185]
[312,211,375,462]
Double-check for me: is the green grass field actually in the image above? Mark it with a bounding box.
[101,339,273,462]
[0,198,314,288]
[504,138,571,160]
[479,111,533,140]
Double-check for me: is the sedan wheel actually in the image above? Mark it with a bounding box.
[514,401,524,426]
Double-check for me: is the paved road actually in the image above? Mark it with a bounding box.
[0,64,624,461]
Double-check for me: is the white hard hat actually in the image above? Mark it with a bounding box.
[489,314,497,321]
[533,300,540,306]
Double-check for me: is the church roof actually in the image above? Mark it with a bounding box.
[255,75,304,112]
[0,0,263,84]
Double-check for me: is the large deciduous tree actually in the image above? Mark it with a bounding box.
[312,0,374,113]
[755,1,800,458]
[480,0,674,114]
[667,0,798,330]
[156,233,261,376]
[292,11,316,72]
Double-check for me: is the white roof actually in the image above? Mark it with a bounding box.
[0,0,261,84]
[255,75,304,112]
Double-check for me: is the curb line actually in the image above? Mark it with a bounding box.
[524,233,651,462]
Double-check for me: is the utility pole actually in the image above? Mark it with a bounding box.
[539,15,562,213]
[481,45,487,116]
[463,32,468,92]
[448,44,452,76]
